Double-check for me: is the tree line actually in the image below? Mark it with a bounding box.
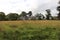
[0,8,59,21]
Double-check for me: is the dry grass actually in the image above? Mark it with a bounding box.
[0,20,60,28]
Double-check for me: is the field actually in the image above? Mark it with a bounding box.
[0,20,60,40]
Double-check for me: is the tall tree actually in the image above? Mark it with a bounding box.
[0,12,5,21]
[7,13,18,20]
[57,1,60,20]
[46,9,52,20]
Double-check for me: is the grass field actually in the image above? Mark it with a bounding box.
[0,20,60,40]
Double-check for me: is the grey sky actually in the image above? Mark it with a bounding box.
[0,0,59,16]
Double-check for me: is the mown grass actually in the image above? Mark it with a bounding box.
[0,20,60,40]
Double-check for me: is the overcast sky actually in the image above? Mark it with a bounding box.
[0,0,59,16]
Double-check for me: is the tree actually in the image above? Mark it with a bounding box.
[46,9,52,20]
[0,12,5,21]
[20,11,27,17]
[28,11,32,16]
[57,1,60,20]
[19,11,28,20]
[7,13,18,20]
[35,13,45,20]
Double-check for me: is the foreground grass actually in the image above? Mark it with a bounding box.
[0,20,60,40]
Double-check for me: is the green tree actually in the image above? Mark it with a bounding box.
[28,11,32,16]
[7,13,18,20]
[57,1,60,20]
[19,11,28,20]
[46,9,52,20]
[35,13,45,20]
[20,11,27,17]
[0,12,5,21]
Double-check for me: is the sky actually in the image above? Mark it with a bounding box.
[0,0,59,16]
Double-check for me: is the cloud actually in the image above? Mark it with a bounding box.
[0,0,59,16]
[0,0,38,14]
[33,0,59,16]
